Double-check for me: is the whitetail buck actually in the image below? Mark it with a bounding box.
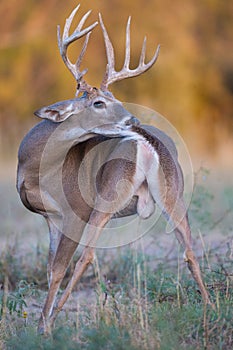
[17,5,210,334]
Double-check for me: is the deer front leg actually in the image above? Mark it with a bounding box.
[174,215,211,304]
[162,193,211,304]
[150,166,211,305]
[150,175,211,304]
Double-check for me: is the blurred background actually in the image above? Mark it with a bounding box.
[0,0,232,173]
[0,1,232,312]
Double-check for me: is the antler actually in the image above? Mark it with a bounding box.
[99,14,160,91]
[57,4,98,95]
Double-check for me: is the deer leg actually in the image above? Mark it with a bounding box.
[44,158,137,330]
[46,220,62,287]
[148,164,211,304]
[173,213,211,304]
[184,248,210,303]
[48,209,112,328]
[38,233,79,334]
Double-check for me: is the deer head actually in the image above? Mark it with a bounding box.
[34,4,160,139]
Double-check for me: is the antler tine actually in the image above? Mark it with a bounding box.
[100,14,160,91]
[62,4,80,44]
[75,32,90,71]
[124,16,131,69]
[99,13,116,90]
[139,37,147,66]
[76,9,93,32]
[57,4,98,94]
[140,41,161,72]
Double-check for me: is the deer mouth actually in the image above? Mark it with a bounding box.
[124,116,140,127]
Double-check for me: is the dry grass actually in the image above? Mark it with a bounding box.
[0,167,232,349]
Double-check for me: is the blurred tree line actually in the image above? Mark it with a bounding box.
[0,0,232,160]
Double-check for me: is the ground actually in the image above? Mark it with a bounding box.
[0,165,233,349]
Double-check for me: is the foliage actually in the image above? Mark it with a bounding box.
[1,168,233,348]
[0,280,37,319]
[0,0,233,156]
[3,259,233,349]
[81,323,138,350]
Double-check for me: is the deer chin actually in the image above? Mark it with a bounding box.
[86,124,129,136]
[87,115,140,136]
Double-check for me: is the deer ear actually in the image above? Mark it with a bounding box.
[34,101,76,122]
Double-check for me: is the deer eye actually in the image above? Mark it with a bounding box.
[93,100,106,109]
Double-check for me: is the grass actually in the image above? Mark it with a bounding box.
[1,245,233,349]
[0,168,233,349]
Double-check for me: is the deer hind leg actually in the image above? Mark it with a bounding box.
[38,233,79,334]
[48,209,112,328]
[38,209,93,334]
[46,219,62,287]
[48,164,136,328]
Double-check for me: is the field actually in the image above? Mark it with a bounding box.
[1,0,232,348]
[0,167,233,349]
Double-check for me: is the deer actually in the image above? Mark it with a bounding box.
[16,4,211,334]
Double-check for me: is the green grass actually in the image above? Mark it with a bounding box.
[0,168,233,349]
[1,247,233,349]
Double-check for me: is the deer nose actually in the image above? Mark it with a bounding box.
[125,116,140,126]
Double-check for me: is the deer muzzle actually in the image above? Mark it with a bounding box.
[125,116,140,127]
